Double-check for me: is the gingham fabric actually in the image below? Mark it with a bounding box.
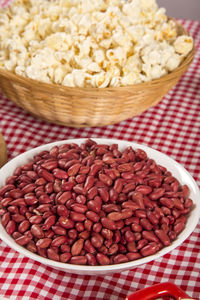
[0,14,200,300]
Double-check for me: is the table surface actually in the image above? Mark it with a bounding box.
[0,18,200,300]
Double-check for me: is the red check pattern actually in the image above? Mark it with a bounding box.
[0,13,200,300]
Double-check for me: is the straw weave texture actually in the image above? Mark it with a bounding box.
[0,21,195,127]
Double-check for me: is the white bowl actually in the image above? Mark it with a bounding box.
[0,138,199,275]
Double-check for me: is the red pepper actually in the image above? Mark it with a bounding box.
[127,282,196,300]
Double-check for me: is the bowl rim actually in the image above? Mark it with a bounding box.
[0,138,199,273]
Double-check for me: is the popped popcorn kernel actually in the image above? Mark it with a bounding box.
[174,35,194,55]
[0,0,194,88]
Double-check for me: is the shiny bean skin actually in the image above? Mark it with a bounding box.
[0,140,193,266]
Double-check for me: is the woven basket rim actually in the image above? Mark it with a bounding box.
[0,20,195,93]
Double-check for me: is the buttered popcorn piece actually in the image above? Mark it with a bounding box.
[174,35,194,55]
[0,0,194,88]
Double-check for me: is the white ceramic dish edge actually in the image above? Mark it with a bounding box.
[0,138,199,275]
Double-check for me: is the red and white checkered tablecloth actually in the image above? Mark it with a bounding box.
[0,12,200,300]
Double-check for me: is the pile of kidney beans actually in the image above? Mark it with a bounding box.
[0,139,193,266]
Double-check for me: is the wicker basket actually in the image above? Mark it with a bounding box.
[0,132,7,168]
[0,20,195,128]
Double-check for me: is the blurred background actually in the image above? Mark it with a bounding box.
[157,0,200,20]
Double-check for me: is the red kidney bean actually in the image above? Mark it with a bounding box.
[155,229,170,246]
[0,184,16,197]
[38,169,55,182]
[7,206,19,214]
[67,163,81,177]
[87,200,101,213]
[79,230,89,240]
[122,200,140,211]
[1,197,13,207]
[96,253,110,265]
[173,198,184,210]
[101,217,116,230]
[146,211,159,225]
[182,185,190,198]
[173,221,185,234]
[51,236,68,247]
[127,241,137,252]
[68,229,78,240]
[9,198,27,206]
[98,187,109,202]
[36,238,52,248]
[131,223,142,233]
[73,185,86,195]
[75,174,86,184]
[89,164,102,177]
[47,248,60,261]
[107,212,122,221]
[113,178,123,194]
[60,244,70,253]
[140,218,153,230]
[41,160,58,171]
[0,140,194,267]
[113,254,129,264]
[102,204,119,213]
[142,231,159,243]
[91,233,104,248]
[85,253,96,265]
[60,252,71,263]
[149,188,165,200]
[70,212,86,222]
[6,220,16,235]
[107,243,118,255]
[109,188,118,203]
[12,214,25,223]
[140,242,160,257]
[124,231,135,242]
[122,183,136,194]
[87,186,98,200]
[126,252,142,261]
[135,185,152,195]
[93,222,102,233]
[99,245,108,255]
[121,209,133,219]
[168,231,177,240]
[1,212,11,227]
[26,240,37,253]
[36,246,47,258]
[58,216,74,229]
[44,182,53,194]
[13,232,23,240]
[31,224,44,239]
[16,235,32,246]
[101,228,113,240]
[84,240,96,254]
[75,222,84,232]
[135,209,147,218]
[83,175,94,191]
[71,239,84,256]
[70,256,87,265]
[137,239,148,249]
[184,198,193,209]
[70,203,87,214]
[52,224,66,235]
[42,215,56,230]
[73,194,86,206]
[18,220,30,233]
[78,165,90,175]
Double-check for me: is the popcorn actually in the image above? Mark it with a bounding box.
[0,0,194,88]
[174,35,194,55]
